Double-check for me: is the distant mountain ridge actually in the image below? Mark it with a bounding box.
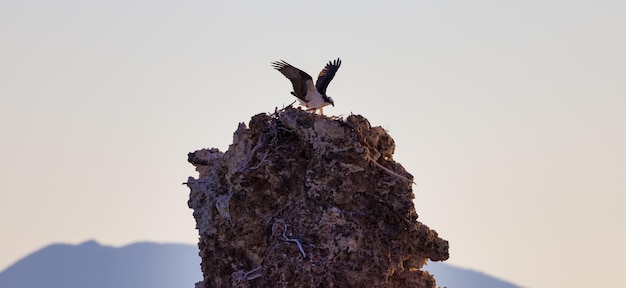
[424,261,523,288]
[0,240,202,288]
[0,240,521,288]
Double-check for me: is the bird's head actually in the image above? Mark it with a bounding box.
[324,95,335,106]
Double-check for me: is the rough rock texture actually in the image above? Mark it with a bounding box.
[185,106,449,288]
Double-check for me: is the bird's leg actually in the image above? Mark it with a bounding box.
[319,107,324,115]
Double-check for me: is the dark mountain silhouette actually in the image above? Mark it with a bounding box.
[0,240,521,288]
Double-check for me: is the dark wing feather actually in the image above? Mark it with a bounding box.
[271,60,313,101]
[315,58,341,95]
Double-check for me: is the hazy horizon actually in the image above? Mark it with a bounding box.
[2,1,625,287]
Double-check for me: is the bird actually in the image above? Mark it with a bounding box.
[271,58,341,115]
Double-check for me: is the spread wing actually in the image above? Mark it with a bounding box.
[315,58,341,95]
[271,60,314,101]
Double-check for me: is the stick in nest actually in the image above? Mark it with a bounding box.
[366,154,415,185]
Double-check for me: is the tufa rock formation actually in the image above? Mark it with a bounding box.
[185,106,449,287]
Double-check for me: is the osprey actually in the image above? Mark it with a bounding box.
[271,58,342,115]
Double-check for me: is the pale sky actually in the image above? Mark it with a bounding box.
[1,1,625,287]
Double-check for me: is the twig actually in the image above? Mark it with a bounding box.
[231,266,263,286]
[249,150,270,170]
[272,219,308,258]
[237,135,266,172]
[281,229,307,258]
[366,154,415,184]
